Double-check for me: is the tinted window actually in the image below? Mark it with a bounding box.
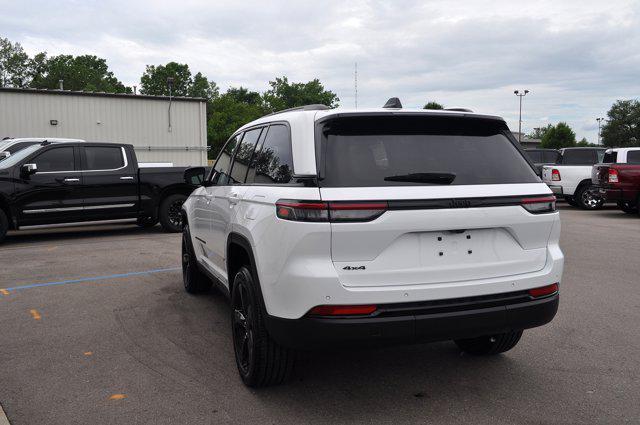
[561,149,597,165]
[32,147,75,172]
[627,150,640,164]
[319,116,539,187]
[602,151,618,164]
[251,125,293,184]
[6,142,38,154]
[229,128,262,184]
[543,151,559,163]
[212,134,240,185]
[85,147,124,170]
[526,151,543,163]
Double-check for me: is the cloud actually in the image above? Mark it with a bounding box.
[1,0,639,142]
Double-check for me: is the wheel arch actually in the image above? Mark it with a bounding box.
[0,194,16,230]
[226,232,264,306]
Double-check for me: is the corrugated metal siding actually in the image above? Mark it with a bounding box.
[0,91,207,166]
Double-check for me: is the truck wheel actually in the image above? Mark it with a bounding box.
[454,330,523,355]
[231,266,296,387]
[576,185,604,210]
[618,201,638,214]
[159,194,187,232]
[0,209,8,244]
[182,224,212,293]
[564,196,578,207]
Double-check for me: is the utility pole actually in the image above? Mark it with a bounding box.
[354,62,358,109]
[596,117,604,145]
[514,89,530,143]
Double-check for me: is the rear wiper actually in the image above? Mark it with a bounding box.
[384,172,456,184]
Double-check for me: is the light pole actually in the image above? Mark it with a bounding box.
[596,117,604,145]
[514,90,529,143]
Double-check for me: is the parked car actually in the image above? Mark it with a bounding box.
[524,148,559,174]
[542,147,606,209]
[0,140,205,243]
[592,147,640,215]
[0,137,85,161]
[181,102,564,387]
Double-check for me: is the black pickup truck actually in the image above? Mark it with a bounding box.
[0,140,205,243]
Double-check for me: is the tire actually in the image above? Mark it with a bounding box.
[618,201,638,215]
[181,224,212,294]
[136,216,158,228]
[159,194,187,232]
[564,196,578,207]
[454,330,523,355]
[576,185,604,210]
[231,266,296,387]
[0,209,8,244]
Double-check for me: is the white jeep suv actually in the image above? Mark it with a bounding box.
[181,102,564,387]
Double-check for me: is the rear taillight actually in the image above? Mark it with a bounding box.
[528,283,559,298]
[521,196,556,214]
[276,200,388,222]
[307,304,378,316]
[551,169,561,181]
[608,168,619,183]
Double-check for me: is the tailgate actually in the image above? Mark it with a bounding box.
[322,185,554,288]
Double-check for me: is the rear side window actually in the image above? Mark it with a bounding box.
[212,134,240,185]
[561,149,597,165]
[526,151,543,163]
[6,142,38,154]
[250,124,293,184]
[602,151,618,164]
[229,127,262,184]
[627,151,640,164]
[543,151,559,163]
[85,147,124,170]
[31,147,75,172]
[318,115,539,187]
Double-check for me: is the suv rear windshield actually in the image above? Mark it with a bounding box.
[317,115,539,187]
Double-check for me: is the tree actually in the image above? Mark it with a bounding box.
[262,76,339,111]
[140,62,217,99]
[423,101,444,110]
[30,54,131,93]
[0,37,31,87]
[527,124,553,140]
[207,88,268,157]
[540,122,577,149]
[601,100,640,147]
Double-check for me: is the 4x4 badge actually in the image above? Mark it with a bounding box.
[343,265,366,270]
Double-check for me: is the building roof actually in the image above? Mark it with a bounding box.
[0,87,206,103]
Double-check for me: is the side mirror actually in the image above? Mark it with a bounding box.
[0,152,9,160]
[21,163,38,176]
[184,167,206,186]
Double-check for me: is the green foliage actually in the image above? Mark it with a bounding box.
[262,76,339,112]
[0,37,32,87]
[601,100,640,147]
[29,54,131,93]
[527,124,553,140]
[423,101,444,110]
[540,122,577,149]
[207,88,268,158]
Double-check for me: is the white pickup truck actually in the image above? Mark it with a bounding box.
[542,147,606,209]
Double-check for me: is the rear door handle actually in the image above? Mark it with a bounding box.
[63,178,80,182]
[120,176,134,180]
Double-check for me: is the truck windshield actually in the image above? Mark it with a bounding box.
[317,115,539,187]
[0,145,42,169]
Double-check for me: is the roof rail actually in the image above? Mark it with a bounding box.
[444,107,473,112]
[265,104,331,117]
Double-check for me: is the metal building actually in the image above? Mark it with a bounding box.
[0,87,208,166]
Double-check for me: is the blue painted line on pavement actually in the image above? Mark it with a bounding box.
[3,267,181,292]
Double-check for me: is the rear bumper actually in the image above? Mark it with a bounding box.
[596,186,638,204]
[265,291,559,350]
[547,185,564,196]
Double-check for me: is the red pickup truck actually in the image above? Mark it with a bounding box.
[592,148,640,215]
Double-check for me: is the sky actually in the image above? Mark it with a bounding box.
[1,0,639,142]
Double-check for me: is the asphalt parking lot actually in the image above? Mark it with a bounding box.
[1,206,639,424]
